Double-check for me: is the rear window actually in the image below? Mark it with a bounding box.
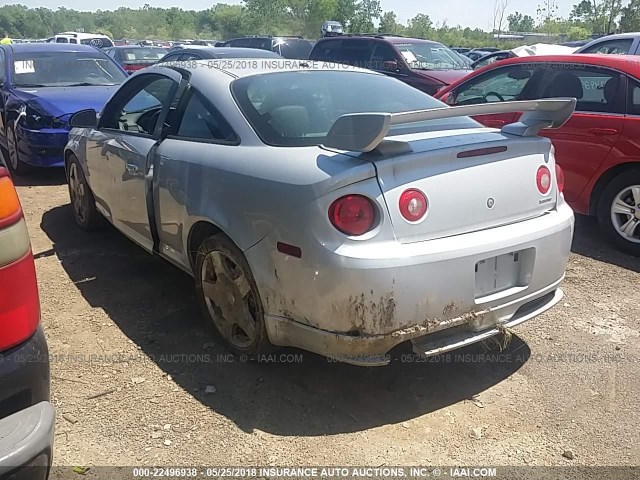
[79,37,114,48]
[274,39,314,59]
[232,70,478,147]
[121,48,166,61]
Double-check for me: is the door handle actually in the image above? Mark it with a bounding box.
[587,127,618,135]
[485,119,506,127]
[125,164,139,174]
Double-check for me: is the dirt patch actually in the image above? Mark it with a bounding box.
[15,175,640,468]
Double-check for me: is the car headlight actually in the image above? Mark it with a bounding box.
[20,105,68,130]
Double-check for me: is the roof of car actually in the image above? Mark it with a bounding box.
[106,45,167,49]
[316,35,440,45]
[3,43,103,54]
[473,53,640,76]
[161,59,377,81]
[168,47,281,58]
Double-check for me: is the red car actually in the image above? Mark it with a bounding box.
[436,54,640,255]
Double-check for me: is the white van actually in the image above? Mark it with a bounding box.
[51,31,114,48]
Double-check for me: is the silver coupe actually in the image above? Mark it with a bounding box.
[64,61,576,366]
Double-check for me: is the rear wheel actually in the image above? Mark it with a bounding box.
[597,171,640,256]
[195,234,274,357]
[67,155,103,231]
[6,122,33,176]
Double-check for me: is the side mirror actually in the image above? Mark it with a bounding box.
[69,109,97,128]
[383,60,399,72]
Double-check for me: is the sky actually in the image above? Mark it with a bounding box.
[12,0,578,30]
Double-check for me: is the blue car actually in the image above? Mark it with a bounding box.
[0,43,127,175]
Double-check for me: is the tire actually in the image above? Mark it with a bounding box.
[6,122,34,176]
[66,155,104,231]
[195,234,274,358]
[597,170,640,256]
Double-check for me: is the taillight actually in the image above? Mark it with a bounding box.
[536,165,552,195]
[399,189,428,222]
[0,167,22,228]
[328,195,375,236]
[0,252,40,351]
[0,168,39,351]
[555,164,565,194]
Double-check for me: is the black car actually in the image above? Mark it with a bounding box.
[103,45,167,74]
[221,36,314,59]
[0,153,53,479]
[157,46,281,63]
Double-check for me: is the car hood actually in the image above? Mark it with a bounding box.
[413,69,471,85]
[12,85,119,117]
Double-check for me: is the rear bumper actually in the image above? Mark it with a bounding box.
[15,126,67,168]
[252,201,574,364]
[0,327,53,479]
[0,402,54,480]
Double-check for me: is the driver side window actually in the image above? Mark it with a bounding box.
[453,64,539,105]
[101,75,175,135]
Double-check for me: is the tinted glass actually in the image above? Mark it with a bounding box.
[541,65,623,114]
[628,78,640,115]
[12,51,126,87]
[581,38,633,54]
[275,39,313,59]
[310,40,342,61]
[0,49,5,82]
[176,91,236,142]
[232,71,478,147]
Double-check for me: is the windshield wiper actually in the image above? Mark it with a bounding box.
[16,83,47,88]
[64,82,117,87]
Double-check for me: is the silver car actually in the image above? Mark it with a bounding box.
[64,61,575,366]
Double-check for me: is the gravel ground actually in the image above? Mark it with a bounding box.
[12,170,640,474]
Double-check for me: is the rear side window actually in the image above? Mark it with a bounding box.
[250,38,272,50]
[581,38,633,55]
[226,38,252,48]
[454,64,540,105]
[339,40,373,67]
[175,90,236,143]
[276,40,314,59]
[232,70,478,147]
[627,78,640,115]
[310,40,342,62]
[540,65,624,114]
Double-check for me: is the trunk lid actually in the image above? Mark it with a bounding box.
[329,128,557,243]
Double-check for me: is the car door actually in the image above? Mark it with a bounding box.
[86,70,183,251]
[446,62,545,128]
[153,87,239,270]
[536,64,625,203]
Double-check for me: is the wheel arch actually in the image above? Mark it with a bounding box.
[589,161,640,215]
[186,220,223,273]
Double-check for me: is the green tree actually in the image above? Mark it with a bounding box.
[620,0,640,31]
[349,0,381,33]
[537,0,560,35]
[406,13,432,39]
[507,11,535,31]
[378,11,402,34]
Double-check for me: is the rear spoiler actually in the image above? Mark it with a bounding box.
[322,98,576,153]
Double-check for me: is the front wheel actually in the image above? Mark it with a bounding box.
[6,122,33,176]
[195,234,274,358]
[597,171,640,256]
